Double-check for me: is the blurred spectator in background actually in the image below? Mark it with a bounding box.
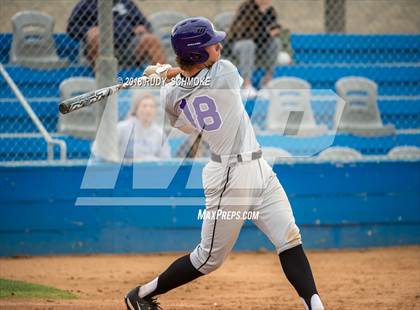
[224,0,288,96]
[67,0,166,69]
[117,93,171,160]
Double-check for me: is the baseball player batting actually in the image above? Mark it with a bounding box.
[125,17,324,310]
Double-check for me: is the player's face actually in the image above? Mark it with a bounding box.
[205,42,223,66]
[136,97,156,126]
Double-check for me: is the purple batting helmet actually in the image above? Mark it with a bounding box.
[171,17,226,64]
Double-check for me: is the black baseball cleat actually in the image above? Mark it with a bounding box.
[124,286,162,310]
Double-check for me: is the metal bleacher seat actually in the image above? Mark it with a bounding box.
[148,11,188,66]
[262,77,327,136]
[388,146,420,160]
[214,12,235,32]
[59,77,97,139]
[10,10,68,68]
[318,147,363,162]
[335,77,396,136]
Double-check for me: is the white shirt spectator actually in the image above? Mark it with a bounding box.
[118,116,170,160]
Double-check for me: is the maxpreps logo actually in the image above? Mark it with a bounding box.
[198,209,260,221]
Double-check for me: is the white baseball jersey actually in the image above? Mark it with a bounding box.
[162,59,260,155]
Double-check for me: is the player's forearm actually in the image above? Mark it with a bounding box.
[166,67,182,80]
[177,125,195,135]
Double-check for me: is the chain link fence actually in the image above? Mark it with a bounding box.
[0,0,419,163]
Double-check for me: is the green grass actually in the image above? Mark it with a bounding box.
[0,278,77,299]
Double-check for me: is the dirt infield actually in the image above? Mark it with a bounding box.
[0,246,419,309]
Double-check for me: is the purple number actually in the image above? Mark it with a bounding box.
[180,96,222,131]
[180,99,197,128]
[192,96,222,131]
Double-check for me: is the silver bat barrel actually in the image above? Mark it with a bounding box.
[59,85,120,114]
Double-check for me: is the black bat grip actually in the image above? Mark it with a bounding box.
[59,102,70,114]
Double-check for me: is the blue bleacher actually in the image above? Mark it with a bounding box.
[0,33,419,97]
[1,98,419,134]
[2,33,419,65]
[257,133,420,156]
[291,34,420,64]
[0,99,58,133]
[0,66,93,98]
[267,66,420,96]
[1,133,419,162]
[0,135,91,161]
[0,33,81,64]
[248,98,420,131]
[0,33,419,161]
[0,64,418,99]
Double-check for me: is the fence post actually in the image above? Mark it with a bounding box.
[94,0,119,161]
[325,0,346,33]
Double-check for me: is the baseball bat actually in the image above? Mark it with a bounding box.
[58,76,149,114]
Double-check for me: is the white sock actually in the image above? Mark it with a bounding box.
[138,277,158,298]
[300,294,324,310]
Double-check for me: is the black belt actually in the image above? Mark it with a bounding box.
[211,149,262,163]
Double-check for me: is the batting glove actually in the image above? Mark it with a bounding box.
[143,63,172,81]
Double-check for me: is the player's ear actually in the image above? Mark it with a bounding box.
[190,53,201,61]
[190,50,209,63]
